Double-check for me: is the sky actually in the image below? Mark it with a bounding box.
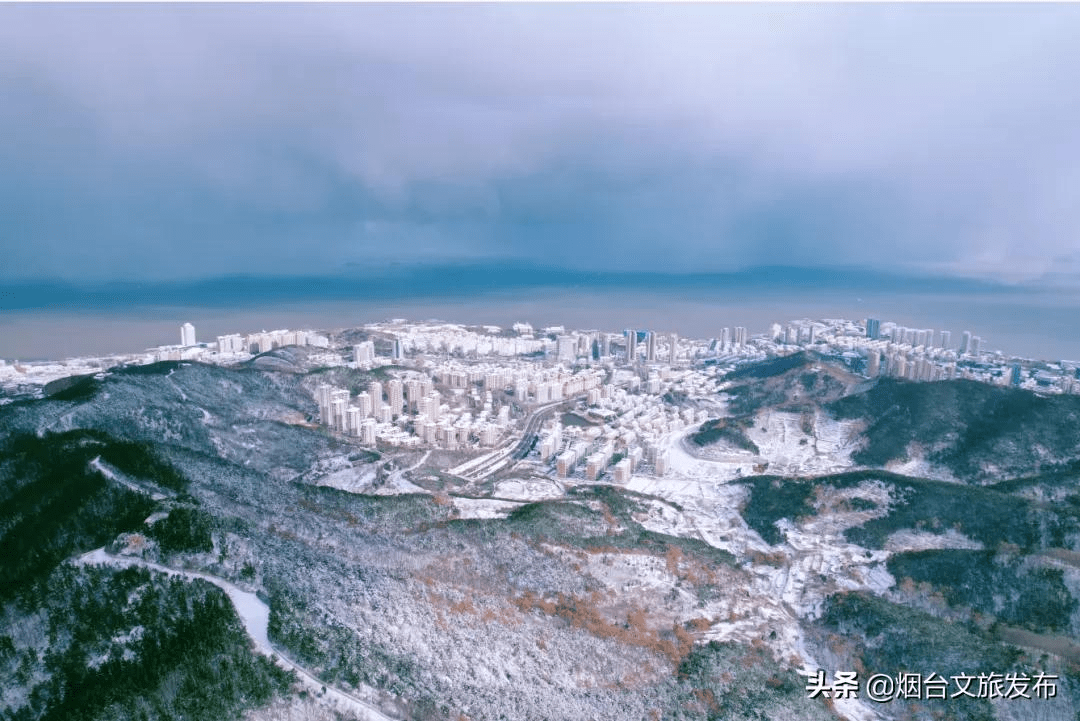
[1,3,1079,291]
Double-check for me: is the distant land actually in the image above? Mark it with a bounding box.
[2,265,1079,362]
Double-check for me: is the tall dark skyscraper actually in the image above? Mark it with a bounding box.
[865,318,880,340]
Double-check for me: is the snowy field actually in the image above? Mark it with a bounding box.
[450,497,522,519]
[493,477,566,502]
[688,409,863,477]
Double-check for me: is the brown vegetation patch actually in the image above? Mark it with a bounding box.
[511,590,701,665]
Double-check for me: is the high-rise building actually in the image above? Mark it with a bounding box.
[556,335,576,364]
[939,330,951,350]
[866,351,880,377]
[556,451,575,478]
[959,331,972,355]
[331,397,348,432]
[577,334,591,357]
[216,334,245,353]
[655,450,669,476]
[353,341,375,367]
[969,336,981,357]
[612,457,632,483]
[419,392,441,421]
[368,381,383,412]
[1010,364,1023,387]
[893,355,907,378]
[387,379,404,417]
[392,338,404,361]
[361,419,376,445]
[316,384,333,424]
[181,323,196,347]
[346,407,362,437]
[734,327,748,346]
[405,379,422,411]
[865,318,880,340]
[624,329,638,364]
[646,331,657,362]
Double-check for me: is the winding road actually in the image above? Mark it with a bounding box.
[452,395,592,482]
[75,548,395,721]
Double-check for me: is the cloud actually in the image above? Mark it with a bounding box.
[0,4,1078,283]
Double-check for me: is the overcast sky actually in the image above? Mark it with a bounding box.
[1,3,1078,285]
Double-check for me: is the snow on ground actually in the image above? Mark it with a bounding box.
[667,427,760,482]
[627,478,768,559]
[885,451,958,483]
[89,456,171,501]
[745,410,860,476]
[74,548,392,721]
[622,430,894,721]
[371,469,429,496]
[315,466,380,494]
[683,409,861,478]
[450,497,521,520]
[448,448,505,476]
[0,358,113,389]
[884,528,984,553]
[493,477,566,502]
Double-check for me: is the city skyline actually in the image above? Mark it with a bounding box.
[6,312,1076,404]
[5,286,1080,365]
[2,4,1079,369]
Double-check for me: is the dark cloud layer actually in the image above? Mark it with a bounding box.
[1,4,1078,285]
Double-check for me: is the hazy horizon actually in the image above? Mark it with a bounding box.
[4,283,1079,364]
[3,5,1079,364]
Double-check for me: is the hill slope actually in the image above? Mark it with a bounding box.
[829,378,1080,482]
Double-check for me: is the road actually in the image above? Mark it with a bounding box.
[75,548,396,721]
[455,395,590,482]
[509,402,564,460]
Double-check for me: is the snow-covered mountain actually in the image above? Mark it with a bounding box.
[3,350,1079,721]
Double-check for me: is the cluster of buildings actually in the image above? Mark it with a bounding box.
[137,317,1080,489]
[392,322,548,358]
[863,320,982,357]
[534,366,721,481]
[297,321,734,485]
[858,319,1080,392]
[315,377,409,446]
[214,328,330,355]
[152,323,331,362]
[7,312,1079,472]
[761,318,1080,395]
[310,352,618,452]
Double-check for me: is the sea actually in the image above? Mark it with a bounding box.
[3,285,1078,364]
